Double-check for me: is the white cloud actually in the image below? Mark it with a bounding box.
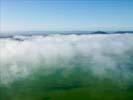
[0,34,133,84]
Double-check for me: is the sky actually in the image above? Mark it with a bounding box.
[0,0,133,32]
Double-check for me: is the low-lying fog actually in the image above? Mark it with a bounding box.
[0,34,133,84]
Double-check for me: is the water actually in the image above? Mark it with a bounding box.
[0,34,133,100]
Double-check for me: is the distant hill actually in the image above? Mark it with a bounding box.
[0,31,133,38]
[115,31,133,34]
[91,31,108,34]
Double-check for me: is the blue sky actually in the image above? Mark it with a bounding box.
[0,0,133,32]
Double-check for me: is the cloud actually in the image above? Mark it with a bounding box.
[0,34,133,84]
